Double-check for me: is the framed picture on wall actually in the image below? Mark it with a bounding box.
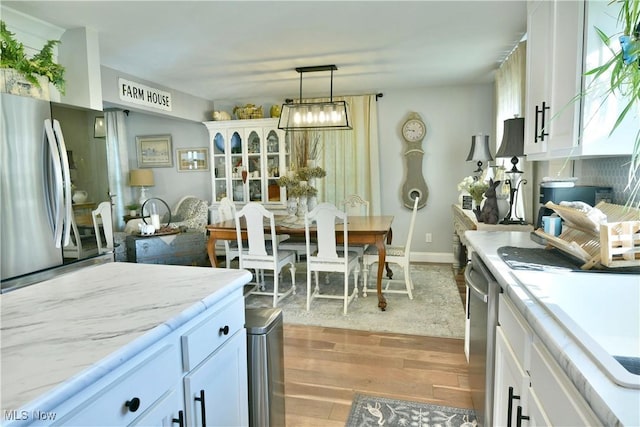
[136,135,173,168]
[176,147,209,172]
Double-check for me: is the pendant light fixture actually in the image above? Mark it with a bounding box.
[278,65,351,130]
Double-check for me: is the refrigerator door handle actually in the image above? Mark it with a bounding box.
[44,119,65,248]
[53,119,72,247]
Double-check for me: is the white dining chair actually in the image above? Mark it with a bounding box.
[235,202,297,307]
[339,194,370,264]
[362,196,419,299]
[218,197,241,268]
[63,215,99,259]
[91,201,114,255]
[305,203,360,315]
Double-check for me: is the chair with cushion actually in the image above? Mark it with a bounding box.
[236,202,297,307]
[92,201,114,254]
[170,196,209,232]
[362,196,419,299]
[305,203,360,315]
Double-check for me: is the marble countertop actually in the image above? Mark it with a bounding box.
[0,263,252,413]
[465,231,640,426]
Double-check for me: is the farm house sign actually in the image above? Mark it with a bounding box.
[118,78,172,111]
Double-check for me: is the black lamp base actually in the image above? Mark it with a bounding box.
[499,218,528,225]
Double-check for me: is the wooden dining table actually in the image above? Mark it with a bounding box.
[205,215,394,310]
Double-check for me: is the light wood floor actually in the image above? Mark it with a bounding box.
[283,268,472,426]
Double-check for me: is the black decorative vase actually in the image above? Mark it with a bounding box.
[473,206,482,222]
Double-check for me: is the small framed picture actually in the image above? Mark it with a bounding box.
[176,147,209,172]
[462,195,473,210]
[136,135,173,168]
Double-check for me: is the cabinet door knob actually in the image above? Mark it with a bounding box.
[172,410,185,427]
[125,397,141,412]
[219,325,230,335]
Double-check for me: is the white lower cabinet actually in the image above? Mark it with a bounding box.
[494,328,529,427]
[494,294,599,426]
[128,388,184,427]
[35,290,247,427]
[529,339,599,426]
[184,331,248,427]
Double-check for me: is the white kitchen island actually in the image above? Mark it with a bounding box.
[0,262,252,426]
[465,231,639,426]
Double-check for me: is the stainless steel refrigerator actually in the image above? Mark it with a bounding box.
[1,93,110,291]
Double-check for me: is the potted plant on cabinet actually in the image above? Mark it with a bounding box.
[0,20,66,99]
[125,203,140,217]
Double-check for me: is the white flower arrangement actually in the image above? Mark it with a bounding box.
[457,175,488,204]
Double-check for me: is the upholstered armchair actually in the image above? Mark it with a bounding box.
[123,196,209,234]
[168,196,209,232]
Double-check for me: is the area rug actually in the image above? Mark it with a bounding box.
[346,394,477,427]
[244,262,465,339]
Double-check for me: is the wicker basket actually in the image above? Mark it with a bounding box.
[234,105,263,120]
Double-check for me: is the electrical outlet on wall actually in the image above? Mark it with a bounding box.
[425,233,432,243]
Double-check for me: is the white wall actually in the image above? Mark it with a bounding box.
[101,66,215,123]
[377,84,495,261]
[123,111,211,210]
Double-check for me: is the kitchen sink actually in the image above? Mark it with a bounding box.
[614,356,640,376]
[511,270,640,389]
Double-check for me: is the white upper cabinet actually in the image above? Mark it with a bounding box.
[524,0,637,160]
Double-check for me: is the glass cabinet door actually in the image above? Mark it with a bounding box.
[265,130,285,203]
[229,131,245,203]
[212,132,227,202]
[246,130,262,202]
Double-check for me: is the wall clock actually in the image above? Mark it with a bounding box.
[401,112,429,209]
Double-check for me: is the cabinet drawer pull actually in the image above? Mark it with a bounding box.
[124,397,141,412]
[535,101,550,142]
[195,389,207,427]
[172,410,184,427]
[516,405,530,427]
[219,325,230,336]
[507,386,520,427]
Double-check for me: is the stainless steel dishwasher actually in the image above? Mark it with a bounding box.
[465,252,500,427]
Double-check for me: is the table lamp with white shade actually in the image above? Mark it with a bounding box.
[129,169,155,206]
[466,133,493,174]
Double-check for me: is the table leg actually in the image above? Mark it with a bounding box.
[375,236,387,311]
[452,230,461,274]
[385,227,393,279]
[207,234,219,267]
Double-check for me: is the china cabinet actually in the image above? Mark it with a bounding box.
[204,118,290,209]
[524,0,637,160]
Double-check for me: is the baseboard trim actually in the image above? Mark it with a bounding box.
[410,252,454,264]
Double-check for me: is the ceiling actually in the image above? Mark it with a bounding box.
[4,1,527,103]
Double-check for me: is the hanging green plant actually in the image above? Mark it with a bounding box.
[584,0,640,207]
[0,20,66,94]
